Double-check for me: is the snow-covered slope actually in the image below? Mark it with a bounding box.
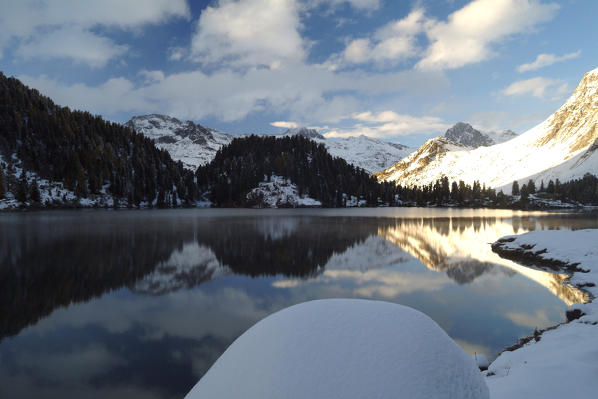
[487,230,598,399]
[125,114,233,170]
[377,68,598,191]
[185,299,489,399]
[246,175,322,208]
[445,122,517,148]
[285,128,414,174]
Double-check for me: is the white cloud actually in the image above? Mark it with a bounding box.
[19,67,448,125]
[20,75,151,115]
[168,46,186,61]
[271,121,299,129]
[324,110,450,138]
[417,0,559,70]
[517,50,581,72]
[501,77,568,99]
[15,26,128,68]
[138,69,166,84]
[330,9,426,68]
[0,0,189,63]
[190,0,305,69]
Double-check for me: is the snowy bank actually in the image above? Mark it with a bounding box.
[185,299,489,399]
[488,229,598,398]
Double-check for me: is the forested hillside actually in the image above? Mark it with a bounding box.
[196,135,399,207]
[0,72,196,207]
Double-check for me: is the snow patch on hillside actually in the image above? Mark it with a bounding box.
[246,176,321,208]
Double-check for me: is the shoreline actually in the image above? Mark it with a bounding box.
[486,229,598,398]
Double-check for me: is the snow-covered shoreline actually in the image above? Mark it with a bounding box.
[487,229,598,398]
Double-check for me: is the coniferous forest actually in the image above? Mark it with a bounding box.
[196,135,399,207]
[0,72,197,207]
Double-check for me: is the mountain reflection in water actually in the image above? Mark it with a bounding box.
[0,209,595,399]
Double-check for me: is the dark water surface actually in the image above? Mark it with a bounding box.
[1,208,597,398]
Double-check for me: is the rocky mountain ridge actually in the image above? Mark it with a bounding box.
[125,114,234,170]
[445,122,516,148]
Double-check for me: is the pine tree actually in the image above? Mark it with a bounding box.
[527,179,536,194]
[547,180,555,194]
[512,180,520,196]
[16,171,28,204]
[520,184,529,202]
[0,167,5,199]
[29,179,41,203]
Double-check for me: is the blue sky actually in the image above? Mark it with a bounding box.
[0,0,595,147]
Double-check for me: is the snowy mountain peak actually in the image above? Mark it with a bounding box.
[281,127,413,173]
[374,137,466,183]
[445,122,493,148]
[377,67,598,190]
[125,114,233,170]
[444,122,517,148]
[284,127,325,140]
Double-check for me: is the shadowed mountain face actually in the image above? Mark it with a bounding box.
[445,122,494,148]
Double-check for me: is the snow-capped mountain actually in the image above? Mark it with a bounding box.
[376,67,598,192]
[126,117,413,174]
[125,114,233,170]
[445,122,516,148]
[283,128,414,174]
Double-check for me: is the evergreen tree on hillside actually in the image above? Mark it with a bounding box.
[197,135,393,207]
[29,179,41,203]
[527,179,536,194]
[0,72,197,206]
[15,171,28,204]
[512,180,520,196]
[0,167,5,199]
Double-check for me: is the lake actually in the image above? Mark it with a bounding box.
[1,208,596,398]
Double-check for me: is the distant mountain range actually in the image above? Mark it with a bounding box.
[376,67,598,192]
[282,127,414,174]
[125,118,414,174]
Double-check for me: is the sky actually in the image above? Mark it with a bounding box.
[0,0,596,147]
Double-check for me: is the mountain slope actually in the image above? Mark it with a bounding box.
[284,127,414,174]
[377,68,598,192]
[0,73,197,207]
[125,114,233,170]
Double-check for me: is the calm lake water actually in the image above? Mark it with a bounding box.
[1,208,597,398]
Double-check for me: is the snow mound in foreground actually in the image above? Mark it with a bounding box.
[185,299,489,399]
